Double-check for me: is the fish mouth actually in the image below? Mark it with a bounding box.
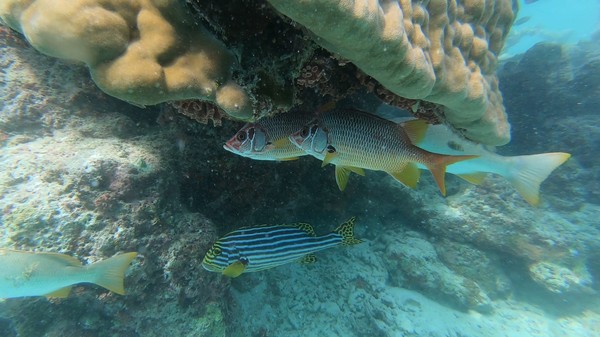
[223,141,238,153]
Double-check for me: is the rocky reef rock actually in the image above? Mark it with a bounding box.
[0,26,228,337]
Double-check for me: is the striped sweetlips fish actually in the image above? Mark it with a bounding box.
[201,217,363,277]
[223,113,312,161]
[289,109,477,195]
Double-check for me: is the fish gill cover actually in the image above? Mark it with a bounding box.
[0,1,599,337]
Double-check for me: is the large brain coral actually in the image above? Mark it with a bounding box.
[0,0,253,120]
[267,0,517,145]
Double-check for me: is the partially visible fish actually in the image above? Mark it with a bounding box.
[223,113,312,161]
[404,118,571,206]
[289,109,477,195]
[0,249,137,299]
[202,217,362,277]
[514,16,531,26]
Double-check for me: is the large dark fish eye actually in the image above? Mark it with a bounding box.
[300,126,309,138]
[236,131,247,142]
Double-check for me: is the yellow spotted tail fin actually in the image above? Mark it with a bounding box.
[88,252,137,295]
[506,152,571,206]
[333,217,363,246]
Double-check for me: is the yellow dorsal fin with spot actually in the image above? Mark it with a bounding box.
[400,119,428,144]
[457,172,488,185]
[387,163,420,189]
[322,152,338,167]
[45,286,72,298]
[291,223,316,237]
[223,260,247,278]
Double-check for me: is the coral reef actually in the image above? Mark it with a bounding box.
[2,1,518,145]
[1,5,600,337]
[267,0,518,145]
[0,27,228,336]
[0,0,252,120]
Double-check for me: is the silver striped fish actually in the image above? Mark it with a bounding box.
[223,113,312,161]
[202,217,363,277]
[289,109,477,195]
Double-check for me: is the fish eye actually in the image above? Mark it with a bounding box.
[300,126,309,138]
[236,131,247,142]
[213,247,222,256]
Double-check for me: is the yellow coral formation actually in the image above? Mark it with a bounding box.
[0,0,253,120]
[267,0,517,145]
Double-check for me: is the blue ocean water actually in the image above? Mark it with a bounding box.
[1,1,599,337]
[504,0,600,57]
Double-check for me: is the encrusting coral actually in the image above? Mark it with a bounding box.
[267,0,517,145]
[0,0,253,120]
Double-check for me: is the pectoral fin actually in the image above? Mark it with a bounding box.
[388,163,420,189]
[276,157,300,161]
[223,260,247,278]
[270,138,291,149]
[322,151,338,167]
[45,286,72,298]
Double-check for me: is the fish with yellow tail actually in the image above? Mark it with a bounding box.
[0,249,137,299]
[401,118,571,206]
[289,109,477,195]
[202,217,362,277]
[223,113,311,161]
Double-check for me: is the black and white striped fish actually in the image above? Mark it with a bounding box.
[201,217,363,277]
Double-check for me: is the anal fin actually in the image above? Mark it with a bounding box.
[457,172,487,185]
[45,286,72,298]
[388,163,420,189]
[299,254,317,264]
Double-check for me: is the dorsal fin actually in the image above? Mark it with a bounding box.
[401,119,428,144]
[290,223,316,237]
[43,252,83,267]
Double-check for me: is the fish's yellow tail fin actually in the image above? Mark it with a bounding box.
[507,152,571,206]
[425,154,478,196]
[89,252,137,295]
[333,217,363,246]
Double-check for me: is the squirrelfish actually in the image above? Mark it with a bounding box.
[0,249,137,299]
[202,217,362,277]
[223,113,311,161]
[406,118,571,206]
[289,109,476,195]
